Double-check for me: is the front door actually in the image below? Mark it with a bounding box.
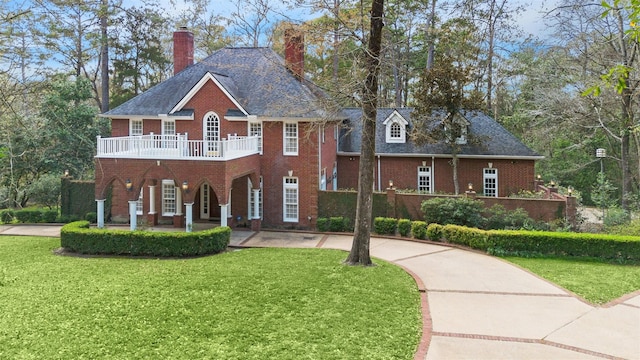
[200,184,210,219]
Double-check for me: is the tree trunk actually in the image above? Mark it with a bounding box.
[346,0,385,266]
[100,0,109,112]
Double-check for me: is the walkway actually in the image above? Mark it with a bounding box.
[2,225,639,359]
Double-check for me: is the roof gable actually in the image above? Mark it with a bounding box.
[170,72,248,116]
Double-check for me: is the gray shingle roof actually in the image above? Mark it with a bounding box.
[339,108,542,159]
[103,47,337,119]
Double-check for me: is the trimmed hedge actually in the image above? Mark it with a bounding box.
[374,217,398,235]
[437,224,640,263]
[398,219,411,237]
[0,209,59,224]
[60,221,231,257]
[316,217,352,232]
[411,221,428,240]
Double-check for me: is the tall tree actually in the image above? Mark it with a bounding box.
[411,54,482,194]
[109,5,171,107]
[346,0,384,266]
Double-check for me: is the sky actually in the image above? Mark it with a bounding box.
[167,0,563,40]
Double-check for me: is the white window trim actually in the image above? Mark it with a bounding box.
[383,111,408,144]
[130,118,143,136]
[417,166,432,194]
[483,168,498,197]
[162,119,176,136]
[136,188,143,215]
[283,122,298,156]
[204,111,221,154]
[249,121,263,154]
[162,179,176,216]
[248,177,263,220]
[283,177,299,222]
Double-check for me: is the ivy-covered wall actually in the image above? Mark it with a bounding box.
[317,191,390,220]
[60,176,102,219]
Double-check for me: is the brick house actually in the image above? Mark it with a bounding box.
[337,108,543,196]
[95,28,541,231]
[95,28,342,231]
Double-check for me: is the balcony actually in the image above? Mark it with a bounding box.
[96,134,260,161]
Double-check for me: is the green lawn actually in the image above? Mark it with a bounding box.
[503,256,640,304]
[0,236,421,359]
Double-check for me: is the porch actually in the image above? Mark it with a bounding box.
[96,134,260,161]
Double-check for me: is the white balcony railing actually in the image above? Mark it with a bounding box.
[96,133,260,161]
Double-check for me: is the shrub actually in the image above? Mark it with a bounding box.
[60,221,231,257]
[411,221,428,240]
[607,218,640,236]
[41,210,59,223]
[0,210,14,224]
[603,207,630,228]
[421,197,484,228]
[373,217,397,235]
[426,223,444,241]
[484,205,533,230]
[397,219,411,237]
[85,212,98,223]
[316,218,329,232]
[14,210,42,223]
[441,224,490,249]
[329,217,351,232]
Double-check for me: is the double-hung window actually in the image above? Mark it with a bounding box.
[249,122,262,153]
[130,119,143,136]
[283,177,298,222]
[162,180,176,216]
[284,122,298,155]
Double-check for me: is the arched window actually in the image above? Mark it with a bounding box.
[203,112,220,153]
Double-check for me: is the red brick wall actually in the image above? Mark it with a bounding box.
[337,155,536,196]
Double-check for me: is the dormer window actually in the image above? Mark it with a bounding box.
[383,110,408,143]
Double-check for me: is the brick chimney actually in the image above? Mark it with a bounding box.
[284,27,304,79]
[173,27,194,75]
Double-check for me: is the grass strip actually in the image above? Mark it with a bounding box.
[503,256,640,304]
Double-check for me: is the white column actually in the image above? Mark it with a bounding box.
[128,200,138,231]
[175,186,183,215]
[252,189,260,219]
[148,185,156,214]
[185,203,194,232]
[96,199,105,228]
[220,204,228,227]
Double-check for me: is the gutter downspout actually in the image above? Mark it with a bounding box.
[431,156,435,193]
[377,155,381,191]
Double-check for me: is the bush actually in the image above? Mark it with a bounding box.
[426,223,444,241]
[316,217,351,232]
[607,218,640,236]
[0,210,14,224]
[41,210,59,223]
[317,218,329,232]
[411,221,428,240]
[373,217,397,235]
[60,221,231,257]
[603,207,630,228]
[397,219,411,237]
[485,205,533,230]
[329,217,351,232]
[14,210,42,223]
[421,197,484,228]
[85,212,98,223]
